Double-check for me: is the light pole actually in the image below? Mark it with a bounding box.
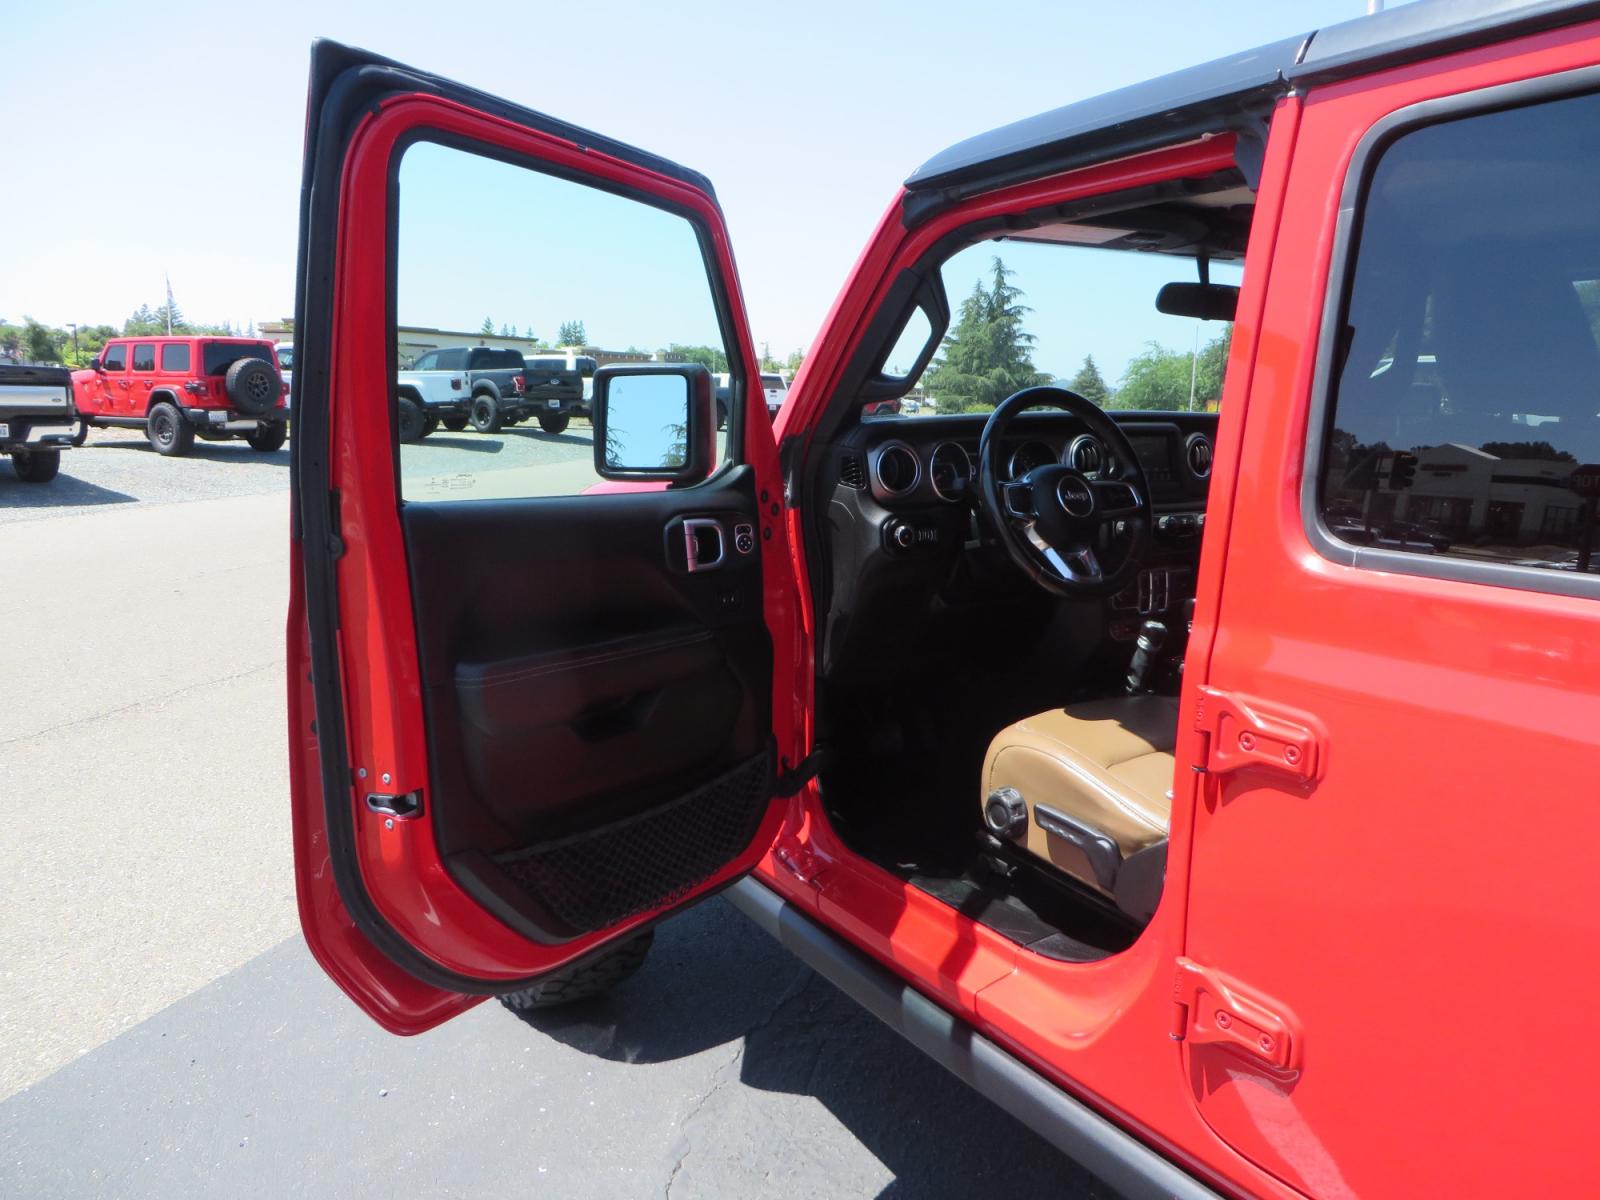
[66,323,78,366]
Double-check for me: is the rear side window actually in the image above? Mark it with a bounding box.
[469,348,525,370]
[435,348,469,370]
[202,342,273,375]
[1316,89,1600,584]
[132,344,155,372]
[102,344,127,371]
[161,343,191,372]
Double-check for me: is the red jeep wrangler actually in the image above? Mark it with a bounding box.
[73,335,287,456]
[287,6,1600,1197]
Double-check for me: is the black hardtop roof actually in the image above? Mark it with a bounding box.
[906,0,1600,196]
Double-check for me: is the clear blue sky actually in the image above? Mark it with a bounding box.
[1,0,1398,378]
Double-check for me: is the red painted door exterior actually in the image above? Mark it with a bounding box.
[1183,23,1600,1198]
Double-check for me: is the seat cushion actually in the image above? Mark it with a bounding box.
[981,695,1179,895]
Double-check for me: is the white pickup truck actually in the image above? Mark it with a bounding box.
[394,346,529,440]
[0,363,77,482]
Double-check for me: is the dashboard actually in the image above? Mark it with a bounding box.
[840,411,1216,515]
[816,410,1220,674]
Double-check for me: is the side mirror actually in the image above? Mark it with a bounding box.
[593,363,714,484]
[90,355,103,372]
[1155,282,1239,322]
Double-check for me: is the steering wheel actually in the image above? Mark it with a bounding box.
[976,386,1151,599]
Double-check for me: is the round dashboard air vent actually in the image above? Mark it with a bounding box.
[1067,434,1106,476]
[1185,433,1214,479]
[872,441,921,496]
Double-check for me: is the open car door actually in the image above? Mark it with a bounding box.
[287,41,804,1032]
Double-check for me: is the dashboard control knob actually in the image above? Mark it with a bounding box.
[891,522,916,550]
[984,787,1028,839]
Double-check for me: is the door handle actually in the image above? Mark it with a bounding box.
[682,518,725,573]
[1193,687,1322,783]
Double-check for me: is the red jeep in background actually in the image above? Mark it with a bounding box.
[286,4,1600,1197]
[73,336,287,456]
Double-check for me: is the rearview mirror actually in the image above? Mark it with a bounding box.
[1155,282,1239,322]
[593,363,715,484]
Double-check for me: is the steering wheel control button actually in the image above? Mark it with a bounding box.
[984,787,1028,839]
[733,523,756,555]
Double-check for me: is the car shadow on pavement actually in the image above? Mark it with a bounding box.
[95,441,291,466]
[507,898,1115,1199]
[503,427,593,447]
[0,473,137,509]
[413,435,506,454]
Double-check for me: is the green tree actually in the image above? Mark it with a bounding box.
[1065,355,1110,405]
[558,320,587,346]
[23,318,61,364]
[152,298,187,334]
[1110,327,1232,411]
[660,343,728,373]
[923,257,1050,413]
[125,304,162,335]
[480,316,495,335]
[785,347,805,373]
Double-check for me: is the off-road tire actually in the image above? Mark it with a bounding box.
[70,420,89,447]
[147,401,194,456]
[470,392,502,434]
[397,395,427,443]
[442,416,469,432]
[11,449,61,483]
[537,412,571,435]
[498,930,654,1012]
[224,357,281,415]
[245,422,287,452]
[422,415,440,437]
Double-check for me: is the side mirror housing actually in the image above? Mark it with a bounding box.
[593,363,715,484]
[90,355,103,372]
[1155,282,1239,322]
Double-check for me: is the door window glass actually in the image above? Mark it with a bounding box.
[160,343,191,372]
[131,344,155,372]
[101,344,126,371]
[394,140,734,501]
[1318,90,1600,578]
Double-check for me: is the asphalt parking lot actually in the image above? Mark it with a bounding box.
[0,425,1111,1198]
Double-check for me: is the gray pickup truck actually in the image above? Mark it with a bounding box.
[0,362,77,482]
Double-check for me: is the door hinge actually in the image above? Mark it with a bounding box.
[1192,686,1320,783]
[1171,957,1300,1072]
[774,746,831,797]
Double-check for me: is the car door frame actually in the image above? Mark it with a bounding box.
[289,42,805,1029]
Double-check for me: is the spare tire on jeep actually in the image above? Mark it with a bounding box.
[225,357,281,415]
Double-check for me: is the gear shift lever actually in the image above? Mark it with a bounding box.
[1125,619,1169,694]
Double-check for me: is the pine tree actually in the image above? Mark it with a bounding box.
[558,320,587,346]
[1066,355,1110,405]
[922,257,1050,413]
[480,317,495,335]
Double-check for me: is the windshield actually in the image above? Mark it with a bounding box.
[876,238,1240,417]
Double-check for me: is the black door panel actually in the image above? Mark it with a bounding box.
[401,467,773,942]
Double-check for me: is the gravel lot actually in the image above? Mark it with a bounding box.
[0,424,1111,1198]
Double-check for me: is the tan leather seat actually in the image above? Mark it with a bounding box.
[980,695,1178,916]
